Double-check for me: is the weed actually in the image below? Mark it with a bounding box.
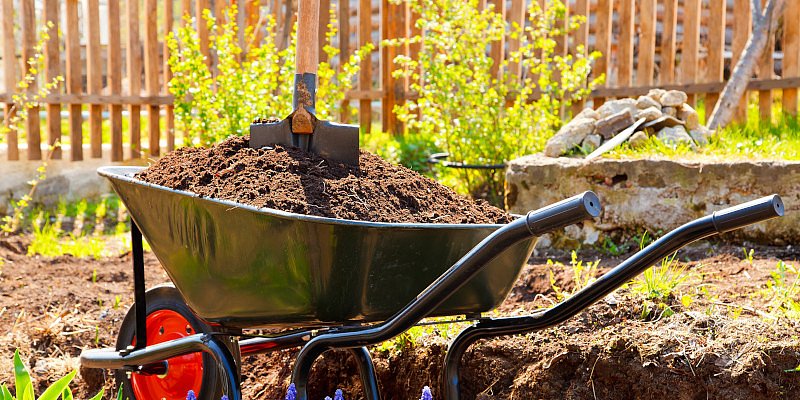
[597,236,630,256]
[113,296,122,310]
[742,247,755,266]
[376,317,469,355]
[629,252,692,320]
[548,251,600,301]
[1,349,105,400]
[760,260,800,320]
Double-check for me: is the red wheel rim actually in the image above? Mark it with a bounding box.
[130,310,204,400]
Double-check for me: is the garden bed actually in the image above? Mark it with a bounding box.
[0,234,798,399]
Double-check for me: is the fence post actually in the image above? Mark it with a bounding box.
[128,0,142,159]
[593,0,612,108]
[705,0,726,118]
[145,0,160,157]
[339,0,350,122]
[660,0,677,85]
[682,0,701,107]
[108,0,123,162]
[21,0,41,161]
[359,0,372,134]
[87,0,103,158]
[2,0,18,161]
[66,0,82,161]
[166,0,176,151]
[637,0,656,87]
[758,0,774,124]
[783,0,800,116]
[381,0,405,135]
[507,0,524,80]
[617,0,633,87]
[732,0,751,123]
[44,0,61,160]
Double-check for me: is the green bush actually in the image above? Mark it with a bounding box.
[167,5,373,146]
[387,0,601,204]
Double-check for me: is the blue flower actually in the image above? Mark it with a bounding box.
[420,386,433,400]
[221,396,229,400]
[333,389,344,400]
[285,383,297,400]
[186,390,197,400]
[324,397,332,400]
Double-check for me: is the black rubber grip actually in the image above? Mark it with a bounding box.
[711,195,784,233]
[525,191,602,236]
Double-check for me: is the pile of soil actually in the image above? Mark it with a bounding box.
[135,136,510,224]
[1,235,798,399]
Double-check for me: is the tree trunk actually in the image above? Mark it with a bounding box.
[707,0,785,130]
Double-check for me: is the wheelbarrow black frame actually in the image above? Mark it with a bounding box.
[80,193,784,400]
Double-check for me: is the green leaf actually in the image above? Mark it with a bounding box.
[86,388,103,400]
[116,384,124,400]
[35,370,75,400]
[60,387,72,400]
[13,350,32,400]
[0,385,13,400]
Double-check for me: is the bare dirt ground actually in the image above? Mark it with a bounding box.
[0,234,798,399]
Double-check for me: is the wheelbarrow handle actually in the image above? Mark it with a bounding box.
[712,194,784,233]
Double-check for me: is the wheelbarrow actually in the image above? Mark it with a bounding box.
[80,166,784,400]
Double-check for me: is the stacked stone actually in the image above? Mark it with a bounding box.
[544,89,716,157]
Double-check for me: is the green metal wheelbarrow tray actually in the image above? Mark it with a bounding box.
[96,166,538,328]
[81,166,785,400]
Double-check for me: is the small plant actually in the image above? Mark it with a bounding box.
[742,247,755,265]
[597,236,631,257]
[389,0,601,202]
[1,349,106,400]
[167,5,373,146]
[629,252,692,320]
[760,260,800,320]
[548,251,600,301]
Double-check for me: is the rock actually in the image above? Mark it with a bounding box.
[647,88,666,102]
[678,103,700,130]
[582,134,602,152]
[662,106,677,118]
[628,130,649,148]
[657,125,695,148]
[544,117,597,157]
[637,95,661,109]
[575,107,601,120]
[596,98,638,119]
[594,110,636,140]
[690,125,715,146]
[638,106,662,121]
[659,90,688,107]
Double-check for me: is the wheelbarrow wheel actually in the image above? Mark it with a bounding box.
[114,284,234,400]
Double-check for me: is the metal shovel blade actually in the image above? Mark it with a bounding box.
[249,118,360,166]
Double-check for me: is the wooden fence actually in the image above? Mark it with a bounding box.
[1,0,799,162]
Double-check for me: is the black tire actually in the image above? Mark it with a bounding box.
[114,284,237,400]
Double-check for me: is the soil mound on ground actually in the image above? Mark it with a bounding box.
[135,136,510,224]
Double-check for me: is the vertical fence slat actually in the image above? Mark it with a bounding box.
[145,0,160,157]
[758,0,774,123]
[732,0,751,122]
[2,0,18,161]
[507,0,525,79]
[359,0,372,133]
[783,0,800,116]
[489,0,505,80]
[128,0,142,158]
[66,0,82,161]
[382,0,404,134]
[215,0,227,23]
[319,0,330,61]
[166,0,176,151]
[682,0,701,107]
[705,0,726,117]
[593,0,613,107]
[637,0,656,86]
[87,0,103,158]
[196,0,211,67]
[183,0,192,16]
[108,0,123,161]
[660,0,678,84]
[339,0,350,121]
[21,0,41,160]
[44,0,61,159]
[570,0,588,114]
[618,0,634,87]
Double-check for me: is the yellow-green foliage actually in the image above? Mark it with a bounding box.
[388,0,601,200]
[548,251,600,301]
[760,260,800,320]
[167,5,373,146]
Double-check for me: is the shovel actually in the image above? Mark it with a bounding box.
[249,0,360,166]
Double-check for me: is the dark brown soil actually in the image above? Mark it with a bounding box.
[135,136,510,224]
[1,234,799,399]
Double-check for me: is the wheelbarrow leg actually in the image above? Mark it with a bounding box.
[292,346,381,400]
[131,221,147,350]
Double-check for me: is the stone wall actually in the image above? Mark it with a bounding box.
[506,155,799,246]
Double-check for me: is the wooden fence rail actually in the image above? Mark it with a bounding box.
[1,0,799,162]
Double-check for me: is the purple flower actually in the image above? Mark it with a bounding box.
[221,396,229,400]
[285,383,297,400]
[324,397,332,400]
[333,389,344,400]
[186,390,197,400]
[420,386,433,400]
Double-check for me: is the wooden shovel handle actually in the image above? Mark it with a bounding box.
[295,0,320,75]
